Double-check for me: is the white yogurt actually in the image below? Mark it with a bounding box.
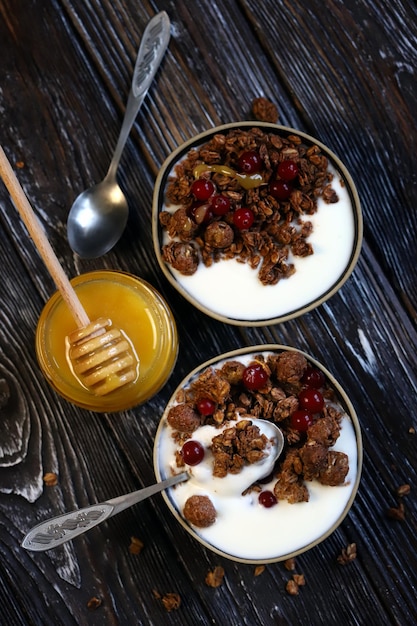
[166,419,278,498]
[155,353,359,562]
[161,165,356,321]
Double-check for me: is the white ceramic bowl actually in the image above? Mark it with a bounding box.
[153,345,362,564]
[152,122,362,326]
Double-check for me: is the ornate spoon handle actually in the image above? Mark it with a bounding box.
[107,11,171,178]
[22,472,188,551]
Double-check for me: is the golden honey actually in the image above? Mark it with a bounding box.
[36,271,178,411]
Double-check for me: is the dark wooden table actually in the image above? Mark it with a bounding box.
[1,1,416,624]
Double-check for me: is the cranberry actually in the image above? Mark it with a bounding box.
[233,207,254,230]
[277,160,299,181]
[211,194,231,216]
[258,491,277,508]
[301,366,325,389]
[290,409,313,432]
[237,150,262,174]
[269,180,292,200]
[299,388,324,413]
[196,398,216,415]
[189,201,213,224]
[242,362,268,390]
[181,440,205,466]
[191,178,215,201]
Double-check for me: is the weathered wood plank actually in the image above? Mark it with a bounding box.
[0,0,416,624]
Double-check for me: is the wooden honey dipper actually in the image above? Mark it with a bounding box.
[0,146,139,396]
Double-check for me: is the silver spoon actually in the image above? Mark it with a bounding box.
[67,11,171,258]
[22,421,284,552]
[21,472,188,552]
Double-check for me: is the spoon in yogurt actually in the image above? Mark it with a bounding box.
[182,418,285,496]
[21,421,284,551]
[67,12,170,258]
[21,472,189,552]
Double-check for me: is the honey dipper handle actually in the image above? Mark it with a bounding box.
[0,146,90,327]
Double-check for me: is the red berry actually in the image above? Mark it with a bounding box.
[211,194,231,216]
[301,366,325,389]
[299,388,324,413]
[290,410,313,432]
[242,362,268,390]
[191,178,215,201]
[277,160,299,181]
[196,398,216,415]
[181,440,205,466]
[258,491,277,508]
[269,180,292,200]
[237,150,262,174]
[189,201,213,224]
[233,207,254,230]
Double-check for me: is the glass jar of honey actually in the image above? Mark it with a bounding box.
[36,270,178,412]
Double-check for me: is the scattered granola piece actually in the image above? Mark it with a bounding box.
[205,565,225,587]
[252,97,279,123]
[87,596,102,610]
[161,592,181,612]
[396,484,410,497]
[16,161,25,169]
[43,472,58,487]
[129,536,144,555]
[284,558,296,571]
[387,502,405,521]
[254,565,265,576]
[408,426,415,434]
[337,542,357,565]
[285,579,299,595]
[293,573,306,586]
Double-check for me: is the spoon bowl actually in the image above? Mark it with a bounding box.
[67,12,170,258]
[67,176,129,258]
[178,418,284,498]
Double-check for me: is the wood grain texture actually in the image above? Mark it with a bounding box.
[0,0,416,624]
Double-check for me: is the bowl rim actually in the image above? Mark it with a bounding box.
[153,344,363,564]
[152,121,363,327]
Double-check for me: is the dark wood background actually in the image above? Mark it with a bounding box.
[1,0,416,624]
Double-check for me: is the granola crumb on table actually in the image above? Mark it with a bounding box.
[337,542,357,565]
[252,97,279,123]
[129,536,144,555]
[205,565,225,587]
[161,592,181,612]
[160,127,339,285]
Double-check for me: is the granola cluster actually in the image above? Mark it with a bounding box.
[167,351,350,527]
[160,127,339,285]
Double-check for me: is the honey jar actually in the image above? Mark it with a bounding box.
[36,270,178,411]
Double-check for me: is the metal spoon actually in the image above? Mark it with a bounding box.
[22,421,284,552]
[21,472,188,552]
[67,11,171,258]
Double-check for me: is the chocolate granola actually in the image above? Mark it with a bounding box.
[160,127,339,285]
[170,351,350,515]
